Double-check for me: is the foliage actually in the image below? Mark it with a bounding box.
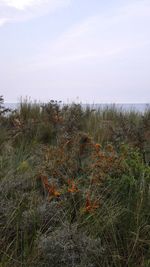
[0,98,150,267]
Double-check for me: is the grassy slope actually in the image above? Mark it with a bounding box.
[0,98,150,267]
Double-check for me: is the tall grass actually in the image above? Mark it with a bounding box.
[0,98,150,266]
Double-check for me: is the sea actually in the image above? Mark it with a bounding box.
[4,103,150,113]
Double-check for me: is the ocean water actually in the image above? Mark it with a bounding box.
[84,103,150,113]
[4,103,20,110]
[4,102,150,113]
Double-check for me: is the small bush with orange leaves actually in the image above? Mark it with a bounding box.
[35,133,138,220]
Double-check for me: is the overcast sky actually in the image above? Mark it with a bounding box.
[0,0,150,103]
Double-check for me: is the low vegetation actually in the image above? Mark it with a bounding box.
[0,96,150,267]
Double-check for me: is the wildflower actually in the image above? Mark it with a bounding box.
[83,193,99,213]
[39,175,61,198]
[95,143,101,151]
[67,179,79,193]
[47,184,61,198]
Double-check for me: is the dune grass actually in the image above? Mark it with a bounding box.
[0,97,150,267]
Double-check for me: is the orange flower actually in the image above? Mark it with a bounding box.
[95,143,101,151]
[67,179,79,193]
[47,183,61,197]
[84,193,99,213]
[39,175,60,198]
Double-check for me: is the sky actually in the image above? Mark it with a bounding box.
[0,0,150,103]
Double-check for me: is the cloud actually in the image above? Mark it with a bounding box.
[29,0,150,69]
[1,0,43,10]
[0,0,71,26]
